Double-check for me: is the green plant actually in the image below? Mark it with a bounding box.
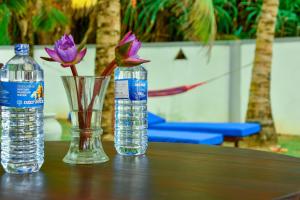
[0,0,69,45]
[121,0,215,43]
[276,0,300,37]
[33,6,69,32]
[184,0,215,42]
[213,0,300,39]
[0,0,26,44]
[213,0,238,37]
[0,4,11,44]
[238,0,262,38]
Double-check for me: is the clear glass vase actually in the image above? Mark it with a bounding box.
[61,76,110,164]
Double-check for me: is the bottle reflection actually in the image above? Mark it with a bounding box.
[113,155,150,200]
[0,172,46,200]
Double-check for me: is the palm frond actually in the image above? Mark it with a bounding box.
[183,0,215,43]
[121,0,215,43]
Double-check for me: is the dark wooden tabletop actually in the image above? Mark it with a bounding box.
[0,141,300,200]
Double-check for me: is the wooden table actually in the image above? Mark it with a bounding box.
[0,142,300,200]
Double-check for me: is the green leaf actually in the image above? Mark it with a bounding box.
[33,6,69,32]
[50,7,69,26]
[180,0,216,43]
[0,4,11,45]
[4,0,26,13]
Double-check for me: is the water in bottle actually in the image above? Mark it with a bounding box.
[114,65,148,155]
[0,44,44,174]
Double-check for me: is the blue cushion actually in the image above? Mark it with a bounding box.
[148,129,223,145]
[148,112,166,125]
[149,122,261,137]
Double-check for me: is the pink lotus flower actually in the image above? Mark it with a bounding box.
[42,34,87,67]
[115,31,149,67]
[101,31,149,76]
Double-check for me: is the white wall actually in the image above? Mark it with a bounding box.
[140,44,230,122]
[0,38,300,135]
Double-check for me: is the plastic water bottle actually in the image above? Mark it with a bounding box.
[114,65,148,155]
[0,44,44,174]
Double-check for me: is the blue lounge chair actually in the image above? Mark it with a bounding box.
[148,112,166,124]
[148,129,223,145]
[148,112,261,147]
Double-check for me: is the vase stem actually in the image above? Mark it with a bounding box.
[63,128,109,164]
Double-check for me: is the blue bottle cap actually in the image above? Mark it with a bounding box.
[14,44,30,55]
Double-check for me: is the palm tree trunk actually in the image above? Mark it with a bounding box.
[95,0,120,140]
[246,0,279,146]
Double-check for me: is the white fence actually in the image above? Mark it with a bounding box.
[0,38,300,135]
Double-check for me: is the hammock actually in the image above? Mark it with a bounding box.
[147,62,253,97]
[148,82,206,97]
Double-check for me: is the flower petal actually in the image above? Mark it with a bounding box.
[40,57,55,62]
[119,31,136,46]
[127,39,141,57]
[66,34,75,44]
[73,48,87,64]
[56,46,78,63]
[61,63,72,68]
[115,41,132,59]
[119,57,150,67]
[45,48,63,63]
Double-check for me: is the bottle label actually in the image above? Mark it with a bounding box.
[115,79,147,101]
[0,81,44,107]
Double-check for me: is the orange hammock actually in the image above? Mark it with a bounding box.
[148,82,206,97]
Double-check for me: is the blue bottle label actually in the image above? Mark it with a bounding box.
[0,81,44,107]
[115,79,147,101]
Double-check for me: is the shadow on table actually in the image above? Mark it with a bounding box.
[113,155,151,200]
[0,172,46,200]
